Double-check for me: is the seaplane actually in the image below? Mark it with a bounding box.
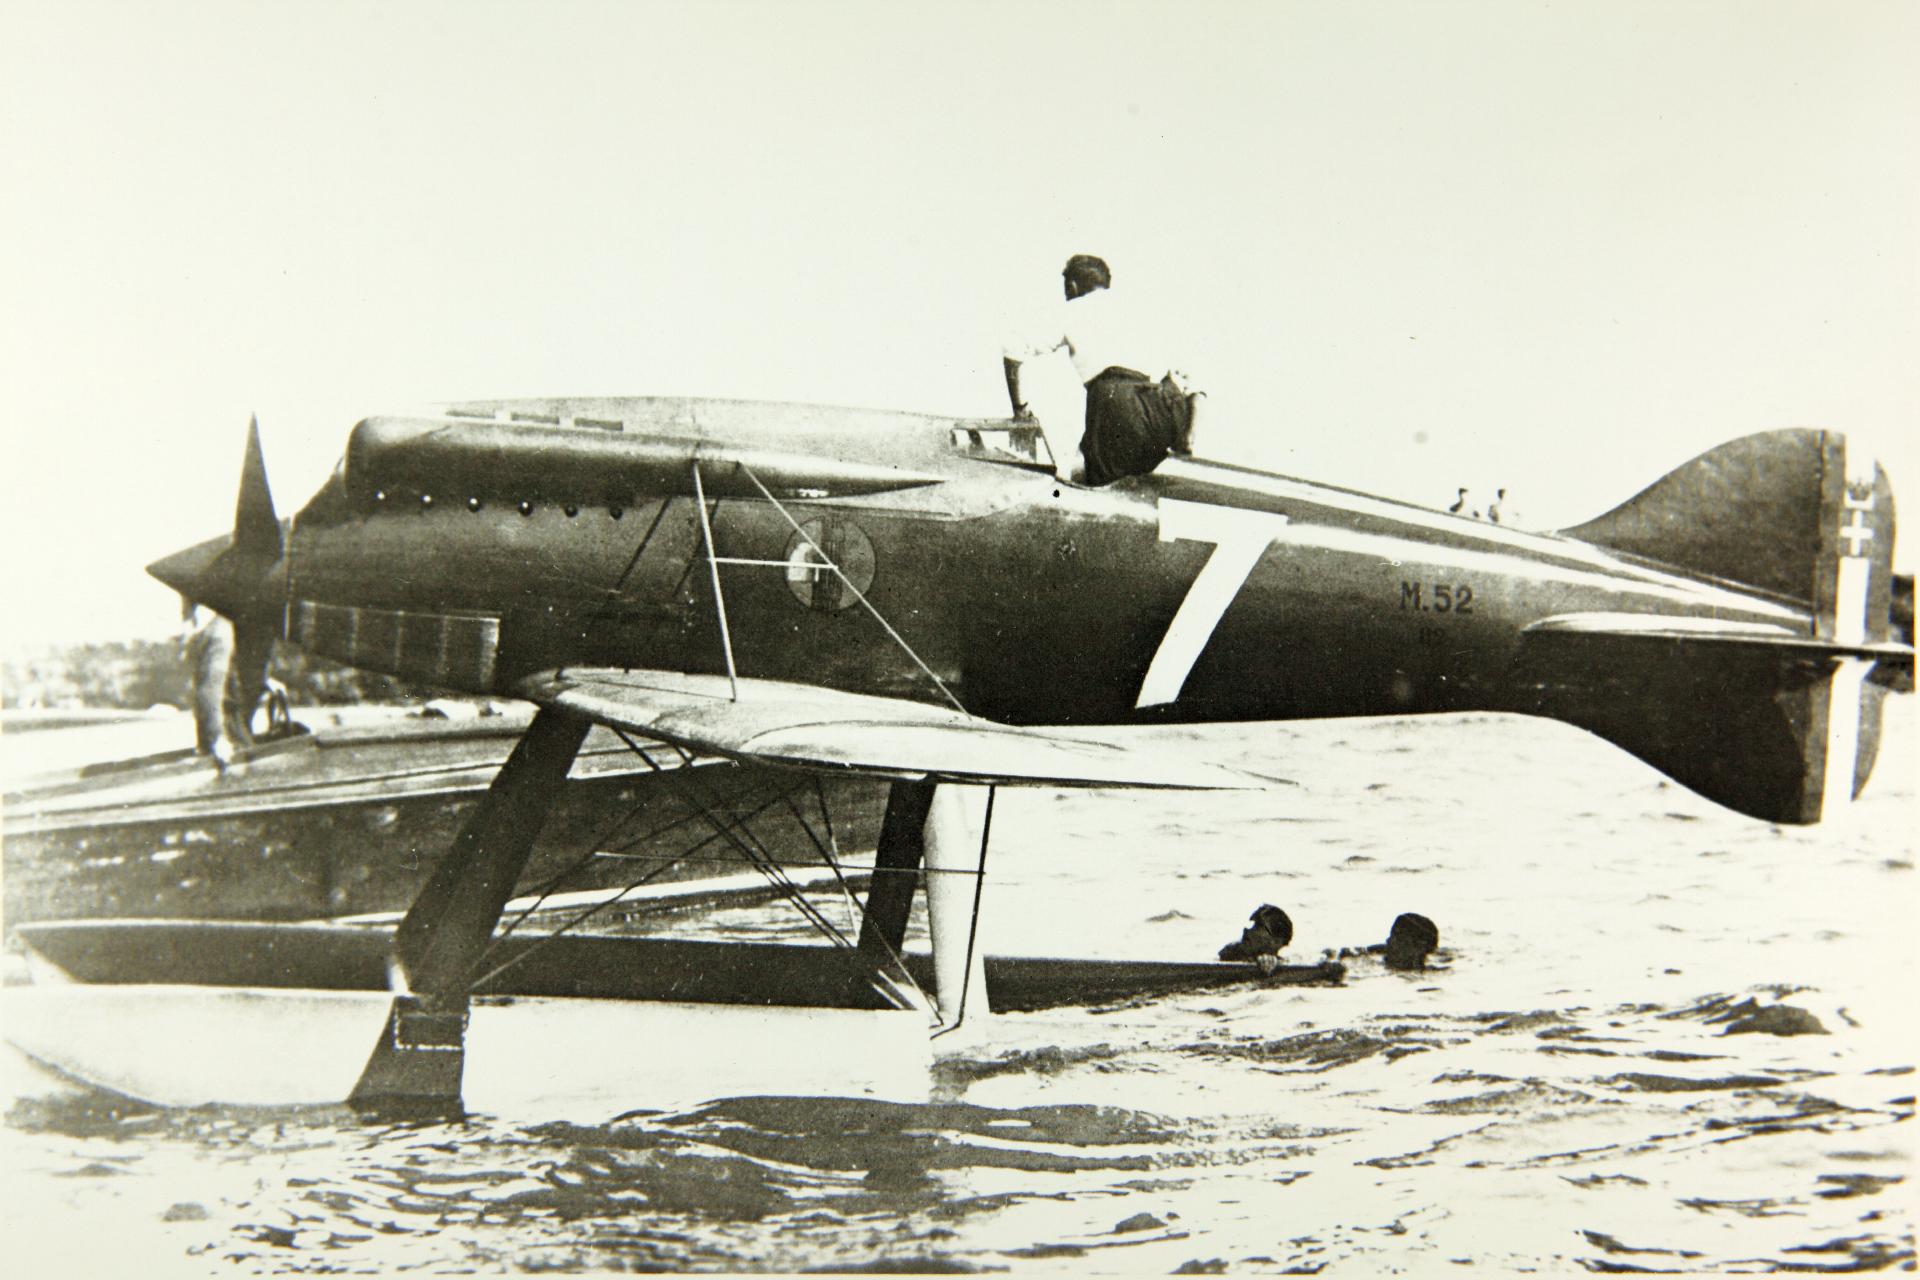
[5,394,1910,1117]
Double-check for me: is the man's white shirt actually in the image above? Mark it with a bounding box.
[1002,287,1184,387]
[1000,285,1206,481]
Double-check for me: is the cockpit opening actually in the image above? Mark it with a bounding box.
[949,422,1055,472]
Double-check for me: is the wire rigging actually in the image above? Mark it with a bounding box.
[473,456,985,1012]
[736,462,968,715]
[626,733,856,952]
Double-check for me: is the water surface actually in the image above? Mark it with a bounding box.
[4,710,1912,1273]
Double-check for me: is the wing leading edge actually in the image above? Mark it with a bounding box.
[518,669,1280,790]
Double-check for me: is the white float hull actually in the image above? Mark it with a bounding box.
[2,920,1340,1115]
[2,984,932,1116]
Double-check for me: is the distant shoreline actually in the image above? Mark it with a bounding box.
[0,706,183,733]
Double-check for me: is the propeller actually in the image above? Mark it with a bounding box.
[148,416,286,748]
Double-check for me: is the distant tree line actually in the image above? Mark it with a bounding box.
[4,639,421,710]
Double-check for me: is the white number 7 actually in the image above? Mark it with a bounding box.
[1136,499,1291,709]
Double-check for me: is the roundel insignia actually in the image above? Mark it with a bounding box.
[784,517,875,612]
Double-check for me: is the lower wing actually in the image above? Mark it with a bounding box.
[518,669,1281,790]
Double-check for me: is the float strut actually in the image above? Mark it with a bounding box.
[350,706,590,1114]
[858,780,935,962]
[924,784,992,1031]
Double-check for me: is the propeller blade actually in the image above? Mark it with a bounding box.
[229,611,276,746]
[226,415,285,745]
[145,418,287,616]
[233,414,283,565]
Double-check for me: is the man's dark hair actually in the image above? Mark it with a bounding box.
[1383,912,1439,971]
[1062,254,1111,292]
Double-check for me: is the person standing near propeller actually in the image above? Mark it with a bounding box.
[163,416,286,770]
[182,600,240,766]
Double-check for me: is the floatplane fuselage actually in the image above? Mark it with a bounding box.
[13,396,1910,1115]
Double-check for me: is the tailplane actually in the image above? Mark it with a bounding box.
[1529,429,1907,824]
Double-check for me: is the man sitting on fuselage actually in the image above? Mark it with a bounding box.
[1002,254,1201,487]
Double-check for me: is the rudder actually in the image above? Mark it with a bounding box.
[1804,432,1898,821]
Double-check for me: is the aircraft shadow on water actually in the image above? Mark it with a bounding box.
[4,395,1911,1116]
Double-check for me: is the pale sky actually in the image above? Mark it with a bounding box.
[3,0,1914,650]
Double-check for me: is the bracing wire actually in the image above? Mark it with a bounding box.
[736,462,968,715]
[488,771,799,947]
[773,786,865,938]
[462,852,691,996]
[487,741,680,943]
[622,733,857,949]
[478,458,985,1007]
[806,777,863,935]
[463,770,815,995]
[557,493,673,684]
[931,784,996,1040]
[647,738,936,1012]
[689,462,740,700]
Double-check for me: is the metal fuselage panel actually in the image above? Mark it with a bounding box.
[284,405,1809,728]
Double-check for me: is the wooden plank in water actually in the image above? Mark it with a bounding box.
[16,920,1343,1014]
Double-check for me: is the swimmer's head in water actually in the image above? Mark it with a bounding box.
[1218,903,1294,962]
[1384,912,1439,971]
[1250,904,1294,948]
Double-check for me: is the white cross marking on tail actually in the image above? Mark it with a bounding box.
[1821,438,1879,819]
[1840,510,1873,557]
[1833,443,1877,648]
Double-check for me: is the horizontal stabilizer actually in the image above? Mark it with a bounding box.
[1525,612,1914,670]
[520,669,1280,790]
[1518,615,1905,826]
